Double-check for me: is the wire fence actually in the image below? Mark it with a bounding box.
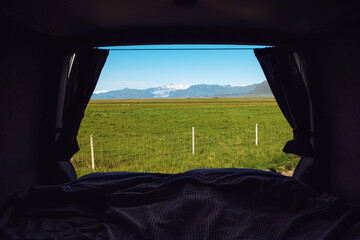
[71,124,296,174]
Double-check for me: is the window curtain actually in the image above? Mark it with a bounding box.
[254,47,314,157]
[50,48,109,184]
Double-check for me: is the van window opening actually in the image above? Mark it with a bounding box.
[71,44,299,177]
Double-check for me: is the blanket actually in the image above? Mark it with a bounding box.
[1,169,359,239]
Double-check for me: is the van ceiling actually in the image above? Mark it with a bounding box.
[1,0,358,43]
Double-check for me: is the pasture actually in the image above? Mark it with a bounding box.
[72,98,299,177]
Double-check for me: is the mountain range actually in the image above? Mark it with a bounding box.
[243,81,273,98]
[91,81,273,99]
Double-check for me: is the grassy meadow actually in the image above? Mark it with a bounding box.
[72,98,299,177]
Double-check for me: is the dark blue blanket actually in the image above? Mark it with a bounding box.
[1,169,359,239]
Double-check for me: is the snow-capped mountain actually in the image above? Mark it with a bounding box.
[93,90,111,94]
[151,84,192,98]
[91,82,269,99]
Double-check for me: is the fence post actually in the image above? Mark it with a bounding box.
[192,127,195,155]
[255,124,258,146]
[90,135,95,170]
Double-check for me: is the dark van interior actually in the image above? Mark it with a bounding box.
[1,1,360,239]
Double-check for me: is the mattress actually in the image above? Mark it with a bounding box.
[1,168,359,239]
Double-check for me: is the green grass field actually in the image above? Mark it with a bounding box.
[72,98,299,177]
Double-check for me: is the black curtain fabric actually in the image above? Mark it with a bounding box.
[254,47,314,157]
[51,48,109,183]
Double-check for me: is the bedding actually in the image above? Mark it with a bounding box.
[1,168,359,239]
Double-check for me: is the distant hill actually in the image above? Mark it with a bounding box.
[167,84,258,98]
[243,81,273,98]
[92,83,261,99]
[92,88,156,99]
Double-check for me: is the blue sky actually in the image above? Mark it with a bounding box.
[95,45,267,92]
